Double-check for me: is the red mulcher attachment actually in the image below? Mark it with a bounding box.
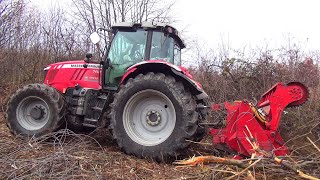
[210,82,308,158]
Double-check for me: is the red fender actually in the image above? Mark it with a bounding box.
[121,60,202,88]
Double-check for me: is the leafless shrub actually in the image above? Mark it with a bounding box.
[0,129,107,179]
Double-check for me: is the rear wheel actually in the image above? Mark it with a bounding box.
[123,89,176,146]
[5,84,66,137]
[110,73,199,161]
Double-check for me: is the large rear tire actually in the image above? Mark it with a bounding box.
[5,84,66,138]
[110,73,199,161]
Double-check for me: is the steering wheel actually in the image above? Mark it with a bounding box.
[132,50,144,61]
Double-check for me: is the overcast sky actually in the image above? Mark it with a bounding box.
[32,0,320,52]
[174,0,320,51]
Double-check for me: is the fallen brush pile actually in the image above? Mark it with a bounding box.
[0,129,107,179]
[175,135,320,180]
[0,119,319,179]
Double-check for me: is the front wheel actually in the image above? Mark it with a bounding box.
[110,73,199,161]
[5,84,66,138]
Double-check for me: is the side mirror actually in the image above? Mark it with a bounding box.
[90,32,100,44]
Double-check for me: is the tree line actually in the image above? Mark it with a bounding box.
[0,0,174,90]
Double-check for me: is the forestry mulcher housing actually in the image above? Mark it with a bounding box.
[5,22,308,160]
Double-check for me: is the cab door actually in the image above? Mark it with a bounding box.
[105,30,148,89]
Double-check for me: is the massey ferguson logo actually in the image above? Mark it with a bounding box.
[70,64,83,68]
[70,64,100,68]
[57,64,101,69]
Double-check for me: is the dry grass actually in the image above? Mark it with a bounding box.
[1,111,319,179]
[0,112,225,179]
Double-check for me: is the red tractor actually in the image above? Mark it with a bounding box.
[5,22,308,161]
[5,22,209,160]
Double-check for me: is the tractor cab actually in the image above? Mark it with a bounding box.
[97,22,186,89]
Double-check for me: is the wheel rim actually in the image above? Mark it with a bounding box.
[16,96,50,131]
[123,89,176,146]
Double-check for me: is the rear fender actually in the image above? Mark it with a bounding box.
[120,60,208,100]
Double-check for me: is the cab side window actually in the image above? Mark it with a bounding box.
[150,31,174,63]
[173,44,181,66]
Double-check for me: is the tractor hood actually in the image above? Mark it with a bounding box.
[43,60,102,93]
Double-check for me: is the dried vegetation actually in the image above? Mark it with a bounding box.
[0,114,319,179]
[0,0,319,179]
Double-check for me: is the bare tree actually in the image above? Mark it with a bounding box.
[0,0,25,48]
[71,0,175,41]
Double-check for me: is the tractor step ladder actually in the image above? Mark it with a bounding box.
[83,94,108,128]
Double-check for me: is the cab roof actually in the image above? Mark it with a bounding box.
[111,22,186,49]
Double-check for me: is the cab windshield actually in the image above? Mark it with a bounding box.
[108,30,147,65]
[108,30,182,66]
[105,29,182,87]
